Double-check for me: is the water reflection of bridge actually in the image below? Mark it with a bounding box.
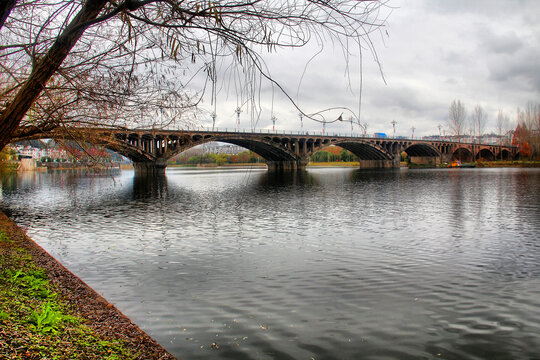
[45,128,520,173]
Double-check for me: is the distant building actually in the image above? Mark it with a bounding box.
[11,140,69,161]
[202,142,246,154]
[423,134,512,145]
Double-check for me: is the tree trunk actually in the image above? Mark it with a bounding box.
[0,0,17,30]
[0,0,108,151]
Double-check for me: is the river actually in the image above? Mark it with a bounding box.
[1,167,539,359]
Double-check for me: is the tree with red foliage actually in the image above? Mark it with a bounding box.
[519,141,531,159]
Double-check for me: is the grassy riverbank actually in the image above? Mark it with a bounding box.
[0,212,175,360]
[474,160,540,168]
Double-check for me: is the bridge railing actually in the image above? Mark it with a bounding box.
[176,127,514,146]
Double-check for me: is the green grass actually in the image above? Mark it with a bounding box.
[0,229,142,359]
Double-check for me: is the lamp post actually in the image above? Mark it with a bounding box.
[272,115,277,132]
[411,126,415,139]
[235,107,242,131]
[211,112,216,131]
[391,120,397,138]
[299,113,303,132]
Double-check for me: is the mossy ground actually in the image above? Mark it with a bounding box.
[0,230,141,359]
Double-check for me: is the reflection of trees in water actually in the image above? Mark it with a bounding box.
[511,170,540,266]
[0,172,19,194]
[0,170,49,191]
[512,170,539,204]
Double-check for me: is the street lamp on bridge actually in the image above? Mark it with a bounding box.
[391,120,397,138]
[235,107,242,131]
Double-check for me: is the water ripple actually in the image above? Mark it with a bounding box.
[1,168,539,359]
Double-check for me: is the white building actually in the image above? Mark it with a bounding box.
[14,144,68,161]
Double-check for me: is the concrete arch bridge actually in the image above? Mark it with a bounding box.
[49,128,518,173]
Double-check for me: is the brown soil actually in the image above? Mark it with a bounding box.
[0,210,176,360]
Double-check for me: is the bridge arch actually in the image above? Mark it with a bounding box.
[331,141,393,160]
[104,141,154,163]
[497,149,512,160]
[311,141,394,168]
[451,147,474,162]
[403,143,440,157]
[210,136,299,163]
[165,135,301,166]
[109,132,300,163]
[476,148,495,161]
[83,132,159,163]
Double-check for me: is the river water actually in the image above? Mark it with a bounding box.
[1,167,539,359]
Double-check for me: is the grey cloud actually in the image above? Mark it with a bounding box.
[489,59,540,92]
[478,30,524,55]
[487,46,540,92]
[424,0,536,17]
[201,0,540,136]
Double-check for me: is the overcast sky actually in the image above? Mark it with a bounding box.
[198,0,540,137]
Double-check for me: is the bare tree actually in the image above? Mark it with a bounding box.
[496,109,511,159]
[467,115,475,140]
[0,0,391,152]
[496,109,510,141]
[470,104,487,143]
[448,99,467,141]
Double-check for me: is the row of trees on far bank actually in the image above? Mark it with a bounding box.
[310,147,356,163]
[170,150,263,166]
[448,100,540,159]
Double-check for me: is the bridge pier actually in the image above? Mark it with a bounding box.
[133,161,167,175]
[441,153,452,163]
[358,159,394,169]
[266,159,309,171]
[393,151,402,168]
[408,156,440,166]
